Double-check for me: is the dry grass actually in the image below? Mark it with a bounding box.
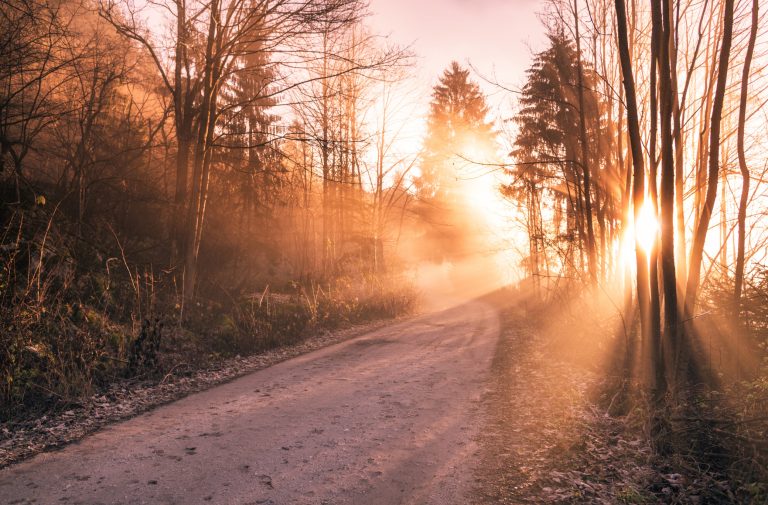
[0,205,417,421]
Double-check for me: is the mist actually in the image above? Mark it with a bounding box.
[3,0,768,502]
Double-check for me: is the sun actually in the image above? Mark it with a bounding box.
[635,199,659,254]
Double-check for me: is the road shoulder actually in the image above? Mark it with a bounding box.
[472,300,656,504]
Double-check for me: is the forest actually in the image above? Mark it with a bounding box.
[1,0,768,502]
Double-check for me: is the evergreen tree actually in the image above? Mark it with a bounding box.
[205,11,285,281]
[416,61,496,261]
[418,61,495,201]
[506,33,612,278]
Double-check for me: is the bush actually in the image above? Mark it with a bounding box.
[211,294,312,355]
[0,198,418,420]
[208,275,418,356]
[1,301,126,419]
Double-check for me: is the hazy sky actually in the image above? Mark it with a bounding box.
[362,0,546,277]
[366,0,548,110]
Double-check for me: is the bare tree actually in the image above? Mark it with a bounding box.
[614,0,661,397]
[684,0,734,323]
[0,0,79,197]
[734,0,758,307]
[101,0,373,298]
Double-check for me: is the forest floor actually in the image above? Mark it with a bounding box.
[472,295,658,504]
[473,292,765,504]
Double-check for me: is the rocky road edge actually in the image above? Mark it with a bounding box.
[0,317,399,469]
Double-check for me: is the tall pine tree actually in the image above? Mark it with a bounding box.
[416,62,496,262]
[506,33,613,279]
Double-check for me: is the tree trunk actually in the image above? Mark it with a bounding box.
[655,0,680,388]
[573,0,598,284]
[172,0,189,268]
[684,0,734,323]
[692,1,722,235]
[321,31,332,275]
[615,0,655,393]
[734,0,758,306]
[183,0,219,300]
[647,0,663,385]
[669,1,686,286]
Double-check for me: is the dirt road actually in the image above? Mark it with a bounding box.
[0,299,499,505]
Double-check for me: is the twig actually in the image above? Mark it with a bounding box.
[160,363,189,384]
[102,355,129,364]
[107,223,138,299]
[712,427,768,447]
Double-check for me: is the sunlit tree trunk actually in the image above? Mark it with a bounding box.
[321,30,332,275]
[373,90,387,274]
[720,170,728,274]
[614,0,655,394]
[669,0,686,287]
[675,6,713,283]
[591,33,608,283]
[692,2,722,233]
[573,0,598,284]
[734,0,758,307]
[684,0,734,326]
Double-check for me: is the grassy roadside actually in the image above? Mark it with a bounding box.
[2,275,416,422]
[472,292,655,504]
[473,289,768,504]
[1,271,418,469]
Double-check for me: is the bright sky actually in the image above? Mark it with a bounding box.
[366,0,548,115]
[364,0,547,283]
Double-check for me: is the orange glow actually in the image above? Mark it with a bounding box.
[635,200,658,255]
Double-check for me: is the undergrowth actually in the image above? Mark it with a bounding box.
[1,199,417,422]
[518,281,768,503]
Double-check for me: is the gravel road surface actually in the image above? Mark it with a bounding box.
[0,299,499,505]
